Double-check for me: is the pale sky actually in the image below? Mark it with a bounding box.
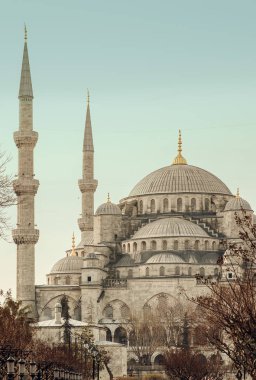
[0,0,256,295]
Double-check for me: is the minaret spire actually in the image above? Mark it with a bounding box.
[78,92,98,246]
[12,28,39,317]
[19,25,33,99]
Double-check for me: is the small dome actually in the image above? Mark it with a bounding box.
[50,256,83,273]
[224,197,252,212]
[147,253,185,264]
[132,217,209,239]
[95,201,121,216]
[129,165,231,197]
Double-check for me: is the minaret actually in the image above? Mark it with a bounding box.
[78,92,98,246]
[12,27,39,317]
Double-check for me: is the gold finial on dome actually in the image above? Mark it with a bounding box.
[107,193,111,203]
[172,130,187,165]
[236,188,240,198]
[24,24,27,42]
[70,233,76,256]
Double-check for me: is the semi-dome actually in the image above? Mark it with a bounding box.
[95,198,121,216]
[129,164,231,197]
[224,195,252,212]
[147,253,185,264]
[50,256,83,273]
[132,217,209,239]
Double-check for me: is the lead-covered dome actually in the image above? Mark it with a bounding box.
[129,165,231,197]
[95,200,121,216]
[147,253,185,264]
[224,196,252,212]
[132,217,209,239]
[50,256,83,273]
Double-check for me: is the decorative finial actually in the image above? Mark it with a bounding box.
[107,193,111,203]
[236,188,240,198]
[70,233,76,256]
[172,130,187,165]
[87,89,90,105]
[24,24,27,42]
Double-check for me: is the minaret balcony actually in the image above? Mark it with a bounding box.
[78,218,93,232]
[13,179,39,195]
[12,228,39,245]
[78,179,98,193]
[13,131,38,148]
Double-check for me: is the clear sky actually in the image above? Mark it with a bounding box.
[0,0,256,295]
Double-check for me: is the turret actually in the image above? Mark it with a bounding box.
[12,27,39,317]
[78,92,98,247]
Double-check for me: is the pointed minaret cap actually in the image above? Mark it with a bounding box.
[70,233,77,256]
[107,193,111,203]
[172,130,187,165]
[83,90,94,152]
[19,25,33,99]
[236,188,240,198]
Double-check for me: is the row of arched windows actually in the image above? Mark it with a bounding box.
[138,197,211,214]
[144,266,219,277]
[104,304,130,319]
[51,276,81,285]
[123,239,217,253]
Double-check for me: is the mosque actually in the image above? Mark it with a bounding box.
[13,31,255,367]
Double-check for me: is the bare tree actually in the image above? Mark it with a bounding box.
[191,210,256,378]
[164,348,223,380]
[0,152,15,239]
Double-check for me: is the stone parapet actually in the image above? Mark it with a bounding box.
[13,131,38,148]
[13,178,39,195]
[78,179,98,193]
[12,228,39,245]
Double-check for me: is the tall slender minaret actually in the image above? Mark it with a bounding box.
[12,27,39,317]
[78,92,98,246]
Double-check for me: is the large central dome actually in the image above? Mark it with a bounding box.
[129,164,231,197]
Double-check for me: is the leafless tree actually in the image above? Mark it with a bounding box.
[191,210,256,378]
[0,152,15,240]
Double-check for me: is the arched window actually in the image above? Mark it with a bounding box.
[185,240,189,250]
[122,244,126,252]
[133,242,137,253]
[200,267,205,277]
[194,240,200,250]
[188,267,192,276]
[174,240,179,250]
[160,266,165,276]
[177,198,182,212]
[154,354,165,365]
[54,277,59,285]
[139,200,143,214]
[150,199,156,213]
[104,305,113,319]
[141,241,146,251]
[121,305,130,319]
[151,240,157,250]
[205,198,210,211]
[175,266,180,275]
[146,267,150,277]
[81,251,85,257]
[214,268,219,277]
[191,198,196,212]
[163,198,169,212]
[204,240,209,250]
[114,327,127,345]
[128,269,133,278]
[65,276,71,285]
[162,240,167,250]
[106,328,112,342]
[212,241,216,250]
[127,243,130,253]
